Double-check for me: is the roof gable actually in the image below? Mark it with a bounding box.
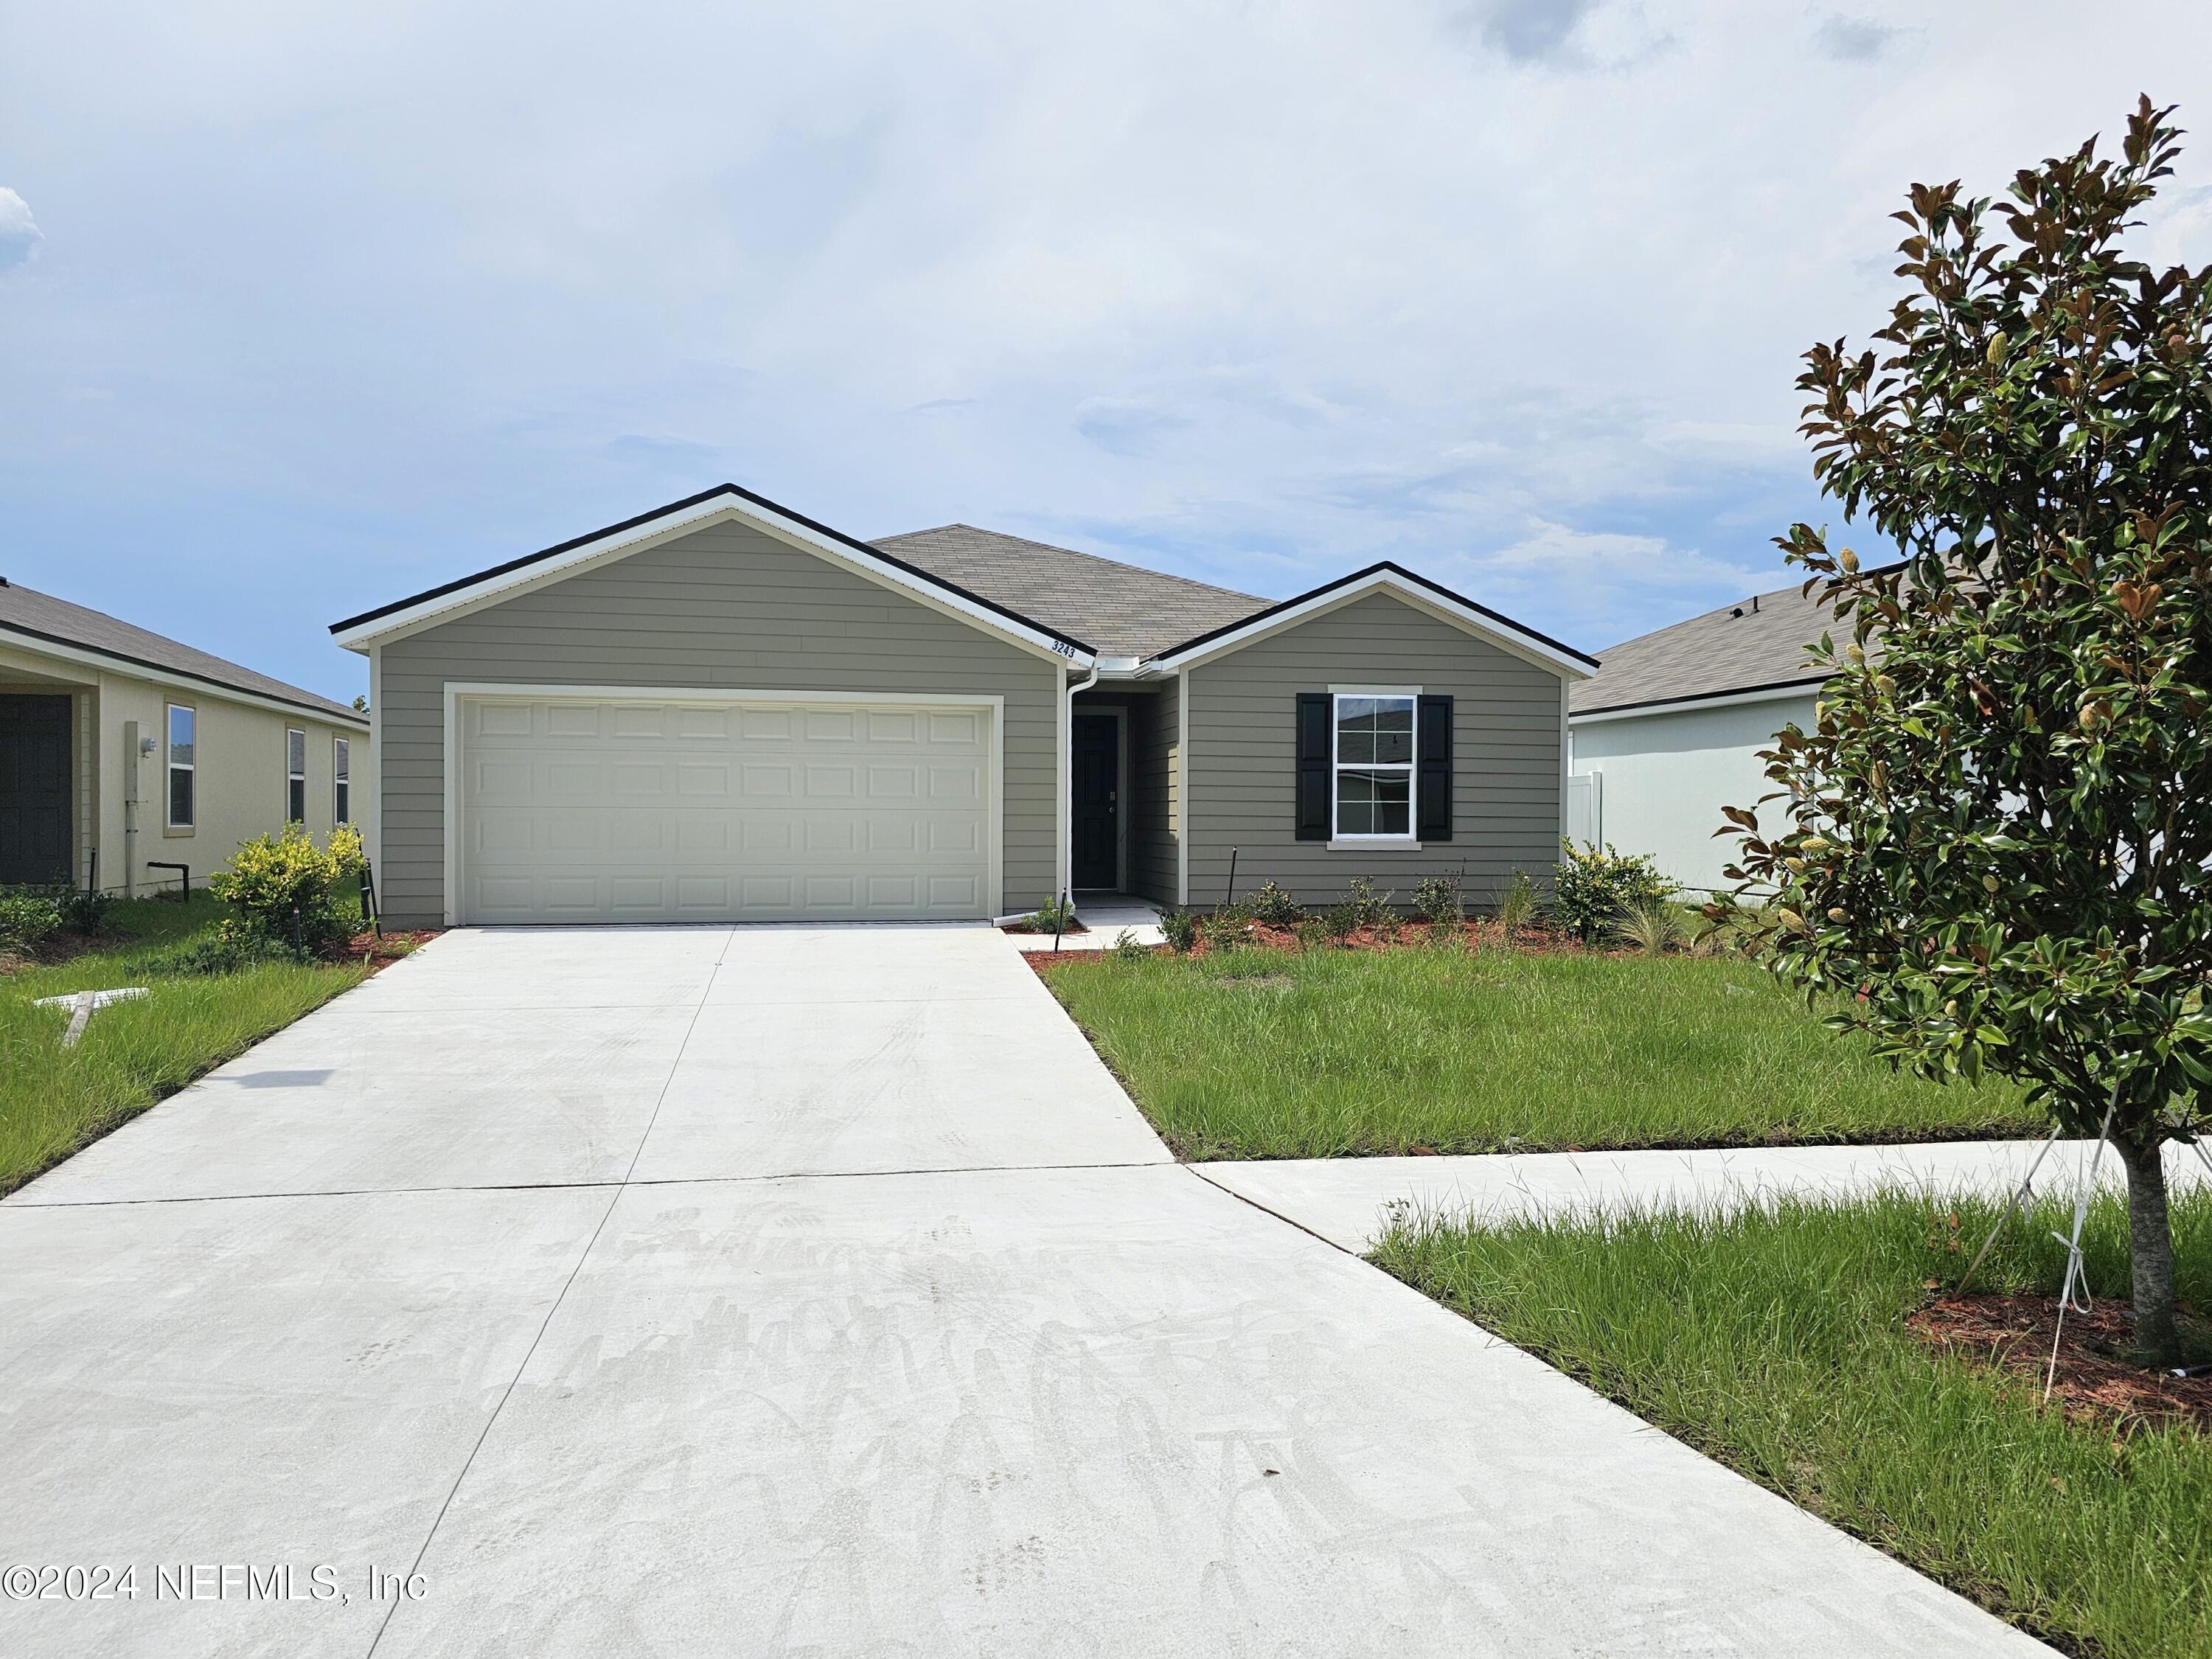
[1570,579,1843,717]
[1147,563,1596,680]
[330,485,1097,664]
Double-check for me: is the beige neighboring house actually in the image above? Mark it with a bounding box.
[0,578,370,896]
[330,484,1596,930]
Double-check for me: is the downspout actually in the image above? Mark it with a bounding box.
[1060,664,1099,904]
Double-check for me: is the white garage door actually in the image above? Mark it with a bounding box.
[456,694,995,924]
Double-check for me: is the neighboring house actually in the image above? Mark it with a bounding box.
[1568,579,1840,894]
[0,579,370,894]
[330,484,1596,929]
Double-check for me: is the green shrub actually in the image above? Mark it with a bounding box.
[1021,895,1081,933]
[1343,877,1396,931]
[0,888,65,956]
[209,823,367,949]
[1412,872,1464,926]
[1158,908,1200,953]
[1496,869,1537,933]
[1110,929,1150,960]
[1292,917,1330,951]
[1553,840,1673,945]
[53,885,115,933]
[143,919,305,975]
[1320,903,1360,942]
[1248,881,1304,927]
[1200,911,1253,951]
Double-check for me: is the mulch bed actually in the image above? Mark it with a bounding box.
[1908,1293,2212,1428]
[331,929,442,974]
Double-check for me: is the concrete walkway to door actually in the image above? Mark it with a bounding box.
[1,925,2050,1658]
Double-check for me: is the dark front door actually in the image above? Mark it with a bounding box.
[1071,713,1119,890]
[0,695,74,885]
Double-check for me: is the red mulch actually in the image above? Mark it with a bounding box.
[1907,1293,2212,1428]
[326,928,444,974]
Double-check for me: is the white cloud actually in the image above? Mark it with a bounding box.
[0,188,41,268]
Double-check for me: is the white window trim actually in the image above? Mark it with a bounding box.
[333,736,351,824]
[164,703,196,831]
[286,728,307,823]
[1330,689,1419,845]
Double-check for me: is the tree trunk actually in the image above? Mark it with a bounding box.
[2115,1135,2180,1364]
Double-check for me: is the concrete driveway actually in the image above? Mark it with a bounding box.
[1,926,2049,1658]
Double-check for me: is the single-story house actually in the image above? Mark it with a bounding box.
[1568,579,1836,894]
[1,578,371,894]
[330,484,1596,929]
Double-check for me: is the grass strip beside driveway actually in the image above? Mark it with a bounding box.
[1374,1189,2212,1659]
[1,894,366,1197]
[1040,945,2039,1160]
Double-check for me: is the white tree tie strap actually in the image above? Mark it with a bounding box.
[2045,1088,2120,1403]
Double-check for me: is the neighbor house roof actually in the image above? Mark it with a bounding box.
[1,577,365,723]
[1571,579,1844,717]
[869,524,1270,661]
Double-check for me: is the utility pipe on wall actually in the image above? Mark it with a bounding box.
[1060,664,1099,902]
[121,718,141,900]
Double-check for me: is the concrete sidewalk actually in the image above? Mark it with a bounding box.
[0,925,2053,1658]
[1195,1137,2212,1253]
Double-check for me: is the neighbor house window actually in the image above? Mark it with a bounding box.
[166,704,196,829]
[286,728,306,823]
[1333,693,1415,839]
[333,737,350,824]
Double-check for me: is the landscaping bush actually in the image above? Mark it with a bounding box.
[1292,917,1330,952]
[1553,840,1673,944]
[1613,898,1687,954]
[1158,907,1200,953]
[1343,876,1396,931]
[1319,903,1360,943]
[142,919,307,976]
[0,888,65,958]
[1413,872,1464,927]
[52,885,115,934]
[209,823,367,950]
[1020,895,1080,934]
[1248,880,1304,928]
[1200,911,1253,951]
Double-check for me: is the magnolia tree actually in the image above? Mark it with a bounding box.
[1724,98,2212,1361]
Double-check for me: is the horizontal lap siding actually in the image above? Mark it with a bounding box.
[375,522,1062,926]
[1185,593,1565,912]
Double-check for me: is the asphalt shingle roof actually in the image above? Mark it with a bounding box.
[870,524,1271,660]
[1,579,364,721]
[1571,578,1845,716]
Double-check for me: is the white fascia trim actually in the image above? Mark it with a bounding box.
[0,627,369,729]
[1570,681,1823,726]
[441,684,1008,927]
[333,496,1094,669]
[1148,573,1595,681]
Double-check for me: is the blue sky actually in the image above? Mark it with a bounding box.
[4,1,2208,702]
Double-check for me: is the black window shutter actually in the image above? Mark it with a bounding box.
[1295,692,1331,841]
[1417,695,1454,842]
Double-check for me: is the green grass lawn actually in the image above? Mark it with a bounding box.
[1040,943,2041,1159]
[1374,1189,2212,1659]
[1,891,366,1196]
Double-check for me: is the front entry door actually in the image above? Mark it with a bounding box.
[0,695,73,886]
[1071,713,1119,890]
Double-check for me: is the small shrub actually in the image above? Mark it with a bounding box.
[1343,877,1397,931]
[53,885,116,933]
[1413,872,1464,926]
[1293,917,1330,951]
[1495,869,1537,934]
[1320,904,1360,942]
[144,919,304,975]
[1021,895,1080,933]
[1159,908,1200,953]
[1613,899,1687,954]
[209,823,368,949]
[1200,912,1253,951]
[0,888,65,956]
[1248,880,1304,928]
[1552,840,1674,945]
[1110,929,1149,961]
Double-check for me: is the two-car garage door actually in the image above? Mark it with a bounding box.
[456,693,995,924]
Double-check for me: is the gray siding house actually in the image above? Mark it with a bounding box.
[332,485,1594,928]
